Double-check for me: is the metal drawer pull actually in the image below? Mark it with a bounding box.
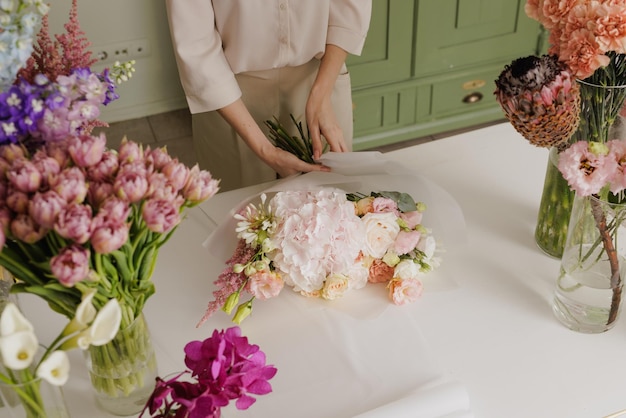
[462,92,483,104]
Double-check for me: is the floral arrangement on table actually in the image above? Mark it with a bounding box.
[199,187,440,325]
[0,296,121,417]
[0,0,220,413]
[140,326,277,418]
[494,0,626,258]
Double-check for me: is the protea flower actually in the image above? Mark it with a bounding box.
[495,54,581,148]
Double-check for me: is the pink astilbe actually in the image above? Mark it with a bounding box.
[18,0,97,83]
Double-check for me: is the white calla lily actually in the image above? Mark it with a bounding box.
[36,350,70,386]
[77,298,122,349]
[0,330,38,370]
[75,289,97,326]
[0,303,34,337]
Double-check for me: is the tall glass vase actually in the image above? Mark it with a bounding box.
[534,79,626,258]
[0,376,70,418]
[553,193,626,333]
[84,312,158,416]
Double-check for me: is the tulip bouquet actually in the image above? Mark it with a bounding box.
[0,296,121,418]
[140,326,277,418]
[199,187,440,325]
[0,0,220,411]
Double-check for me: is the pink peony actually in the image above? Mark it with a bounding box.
[388,278,423,306]
[50,245,90,286]
[247,270,284,300]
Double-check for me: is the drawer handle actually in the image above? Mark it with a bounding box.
[462,92,483,104]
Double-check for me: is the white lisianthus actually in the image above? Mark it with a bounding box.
[36,350,70,386]
[361,212,400,259]
[0,330,38,370]
[77,298,122,349]
[0,302,34,336]
[394,259,421,281]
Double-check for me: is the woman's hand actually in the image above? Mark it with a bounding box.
[258,141,331,179]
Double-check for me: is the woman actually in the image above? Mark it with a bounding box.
[165,0,372,191]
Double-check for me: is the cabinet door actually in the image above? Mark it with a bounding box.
[414,0,540,77]
[347,0,414,88]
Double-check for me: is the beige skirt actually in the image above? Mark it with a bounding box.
[191,59,354,192]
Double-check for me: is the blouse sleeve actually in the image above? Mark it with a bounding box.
[165,0,241,114]
[327,0,372,56]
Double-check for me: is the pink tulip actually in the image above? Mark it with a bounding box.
[145,146,172,170]
[141,198,180,233]
[182,166,220,203]
[52,167,88,204]
[44,142,71,169]
[69,132,106,167]
[0,227,5,249]
[87,182,114,209]
[161,159,190,191]
[93,197,131,227]
[32,152,61,188]
[87,150,119,182]
[0,206,10,232]
[7,159,42,193]
[29,191,66,228]
[0,157,10,177]
[0,143,25,163]
[90,222,129,254]
[55,203,93,244]
[118,138,143,163]
[50,245,90,286]
[114,171,149,203]
[10,214,47,244]
[6,189,30,214]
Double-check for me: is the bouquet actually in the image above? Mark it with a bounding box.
[140,326,277,418]
[199,187,440,325]
[0,296,121,417]
[0,0,220,407]
[265,114,328,164]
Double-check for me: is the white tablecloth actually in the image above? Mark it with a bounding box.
[21,122,626,418]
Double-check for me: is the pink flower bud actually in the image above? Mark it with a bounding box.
[52,167,88,204]
[6,189,30,214]
[11,214,47,244]
[55,203,93,244]
[7,159,42,193]
[161,159,190,191]
[69,132,106,167]
[114,171,148,203]
[87,182,114,209]
[50,245,90,287]
[117,137,143,163]
[87,150,119,182]
[182,165,220,203]
[141,198,181,233]
[29,191,66,228]
[91,222,129,254]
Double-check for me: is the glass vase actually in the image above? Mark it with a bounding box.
[534,80,626,258]
[552,193,626,333]
[84,312,158,416]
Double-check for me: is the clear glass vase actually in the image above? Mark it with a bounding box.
[84,312,158,416]
[552,193,626,333]
[534,79,626,258]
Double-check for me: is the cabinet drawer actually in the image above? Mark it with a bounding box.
[352,87,419,136]
[430,67,499,116]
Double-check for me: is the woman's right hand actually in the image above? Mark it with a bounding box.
[258,142,331,179]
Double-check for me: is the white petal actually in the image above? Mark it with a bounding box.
[85,299,122,347]
[75,289,97,326]
[36,350,70,386]
[0,331,38,370]
[0,303,34,337]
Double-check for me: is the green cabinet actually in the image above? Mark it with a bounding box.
[347,0,542,150]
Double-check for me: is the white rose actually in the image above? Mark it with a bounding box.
[321,273,350,300]
[361,212,400,259]
[394,259,421,280]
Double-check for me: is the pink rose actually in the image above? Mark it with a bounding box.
[30,191,66,228]
[394,230,421,255]
[91,222,129,254]
[248,270,284,300]
[50,245,90,286]
[69,132,106,167]
[388,278,423,306]
[141,198,181,233]
[55,203,93,244]
[368,259,394,283]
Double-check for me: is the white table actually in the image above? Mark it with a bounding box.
[22,122,626,418]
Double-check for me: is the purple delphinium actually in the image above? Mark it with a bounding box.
[141,326,277,418]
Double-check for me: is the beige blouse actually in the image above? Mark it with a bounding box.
[165,0,372,114]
